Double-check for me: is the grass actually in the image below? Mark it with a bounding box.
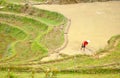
[0,22,27,59]
[0,0,67,63]
[57,73,120,78]
[0,1,66,25]
[0,13,48,35]
[41,50,120,70]
[0,71,120,78]
[40,26,64,52]
[0,33,16,59]
[5,0,44,4]
[0,15,48,62]
[0,22,27,39]
[0,71,31,78]
[0,13,48,62]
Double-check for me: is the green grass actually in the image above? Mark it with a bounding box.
[0,1,66,25]
[0,71,120,78]
[40,26,64,52]
[57,73,120,78]
[5,0,44,4]
[0,71,31,78]
[41,49,120,70]
[0,13,49,62]
[0,22,27,39]
[0,33,16,58]
[0,0,69,77]
[5,0,25,3]
[0,22,27,59]
[0,1,67,63]
[0,13,48,35]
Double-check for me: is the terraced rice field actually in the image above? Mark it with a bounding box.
[0,1,66,63]
[35,1,120,55]
[0,0,120,78]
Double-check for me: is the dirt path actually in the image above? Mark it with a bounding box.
[34,1,120,59]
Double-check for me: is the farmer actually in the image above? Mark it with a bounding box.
[81,40,90,51]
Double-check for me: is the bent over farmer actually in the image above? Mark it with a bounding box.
[81,40,90,51]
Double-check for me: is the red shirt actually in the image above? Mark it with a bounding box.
[82,41,88,47]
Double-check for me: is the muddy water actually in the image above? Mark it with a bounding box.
[35,1,120,55]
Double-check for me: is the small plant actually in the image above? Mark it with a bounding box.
[7,69,17,78]
[9,73,16,78]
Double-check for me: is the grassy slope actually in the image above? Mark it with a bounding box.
[0,1,66,63]
[0,1,65,26]
[0,33,16,58]
[0,22,27,59]
[0,14,49,63]
[40,26,64,52]
[0,22,27,40]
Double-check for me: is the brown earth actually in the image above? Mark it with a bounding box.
[34,1,120,61]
